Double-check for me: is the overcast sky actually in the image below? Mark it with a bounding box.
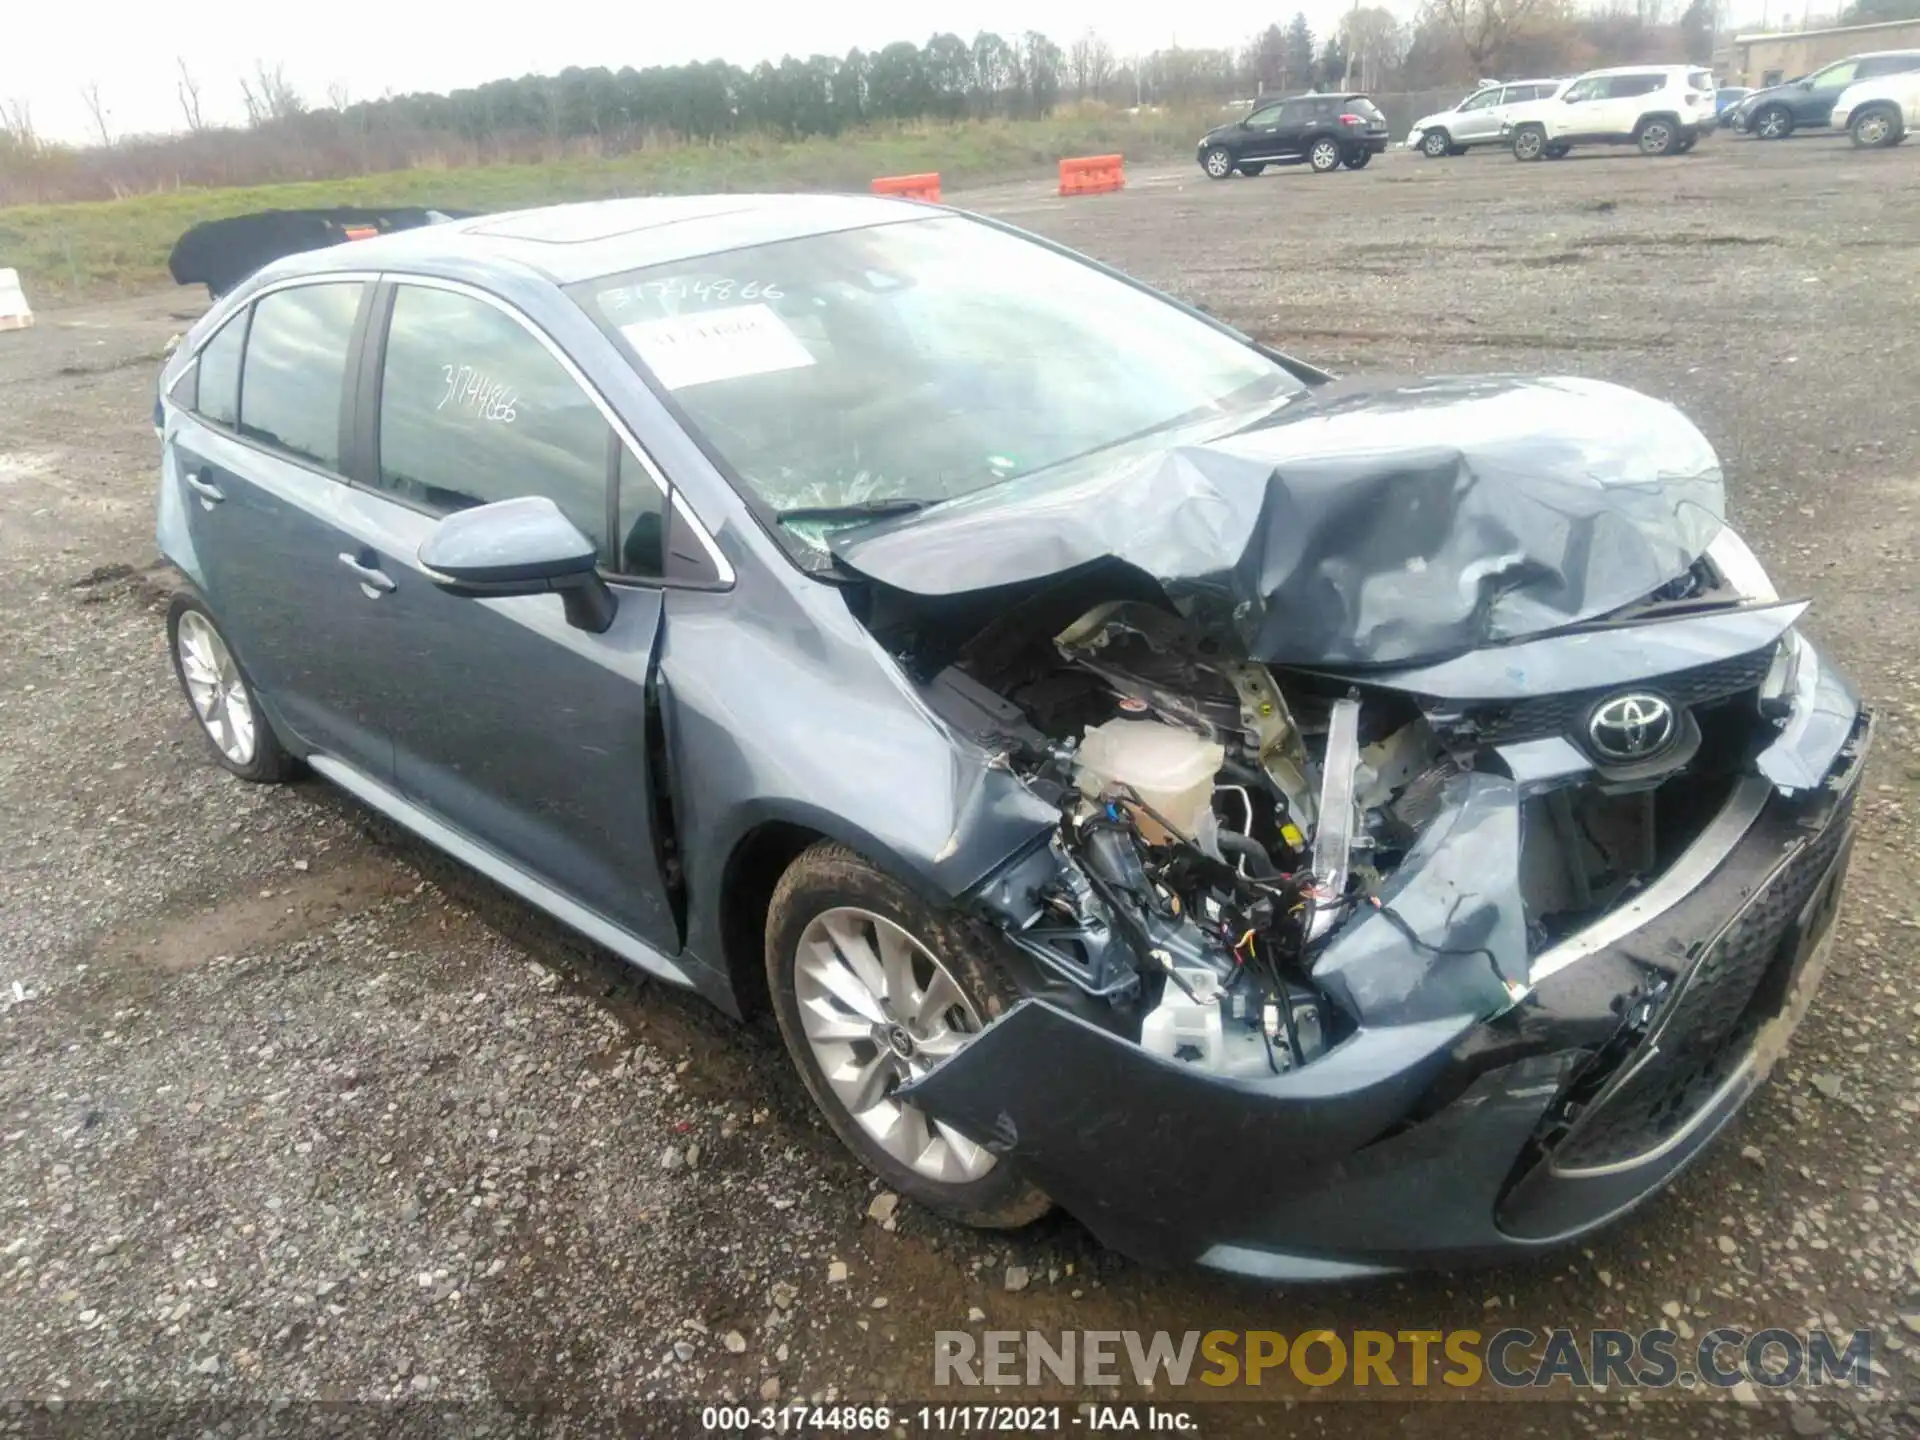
[8,0,1775,144]
[2,0,1299,143]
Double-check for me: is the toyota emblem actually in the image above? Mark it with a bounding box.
[1588,693,1677,762]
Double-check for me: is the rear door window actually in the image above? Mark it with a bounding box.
[376,284,616,565]
[193,312,246,427]
[238,282,365,470]
[1604,75,1664,98]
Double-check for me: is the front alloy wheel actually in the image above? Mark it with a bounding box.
[766,841,1051,1228]
[793,906,995,1185]
[1421,128,1452,158]
[1202,146,1234,179]
[1309,138,1341,172]
[1513,125,1546,161]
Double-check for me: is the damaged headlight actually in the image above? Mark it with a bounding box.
[1704,526,1779,602]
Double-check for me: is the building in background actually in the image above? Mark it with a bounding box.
[1726,16,1920,86]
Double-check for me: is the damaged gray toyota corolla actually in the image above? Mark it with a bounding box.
[153,196,1869,1279]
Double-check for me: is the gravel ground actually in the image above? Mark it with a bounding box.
[2,133,1918,1438]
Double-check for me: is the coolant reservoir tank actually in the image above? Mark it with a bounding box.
[1076,718,1225,843]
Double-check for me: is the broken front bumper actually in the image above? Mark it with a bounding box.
[904,640,1871,1278]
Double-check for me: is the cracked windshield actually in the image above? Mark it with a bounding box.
[584,215,1301,550]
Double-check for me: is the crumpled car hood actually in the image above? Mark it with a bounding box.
[829,375,1727,668]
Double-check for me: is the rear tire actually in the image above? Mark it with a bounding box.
[1752,105,1793,140]
[1636,117,1677,155]
[765,841,1052,1230]
[1237,162,1267,176]
[1512,124,1547,161]
[1421,128,1452,158]
[166,593,296,784]
[1343,147,1372,169]
[1851,105,1903,149]
[1308,137,1342,173]
[1544,142,1572,159]
[1673,134,1697,153]
[1202,145,1235,179]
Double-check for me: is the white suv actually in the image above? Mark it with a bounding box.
[1502,65,1719,159]
[1831,69,1920,148]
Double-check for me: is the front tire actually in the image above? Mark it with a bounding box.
[1544,141,1572,159]
[1308,137,1342,173]
[1752,105,1793,140]
[166,593,295,783]
[1201,145,1235,179]
[1851,105,1903,149]
[766,841,1052,1230]
[1237,162,1267,176]
[1421,128,1452,158]
[1512,124,1547,161]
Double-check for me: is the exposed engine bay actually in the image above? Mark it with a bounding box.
[886,565,1785,1085]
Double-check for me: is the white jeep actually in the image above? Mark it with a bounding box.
[1502,65,1719,159]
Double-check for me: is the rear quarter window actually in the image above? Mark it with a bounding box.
[1688,69,1715,90]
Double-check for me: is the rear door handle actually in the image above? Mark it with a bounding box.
[337,552,397,596]
[185,469,224,504]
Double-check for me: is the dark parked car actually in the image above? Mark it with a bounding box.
[155,195,1869,1278]
[1197,93,1391,175]
[1730,50,1920,137]
[1716,86,1753,125]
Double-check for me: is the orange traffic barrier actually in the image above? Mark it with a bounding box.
[871,173,942,203]
[1059,154,1125,197]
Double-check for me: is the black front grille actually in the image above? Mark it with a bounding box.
[1452,643,1777,747]
[1550,796,1853,1170]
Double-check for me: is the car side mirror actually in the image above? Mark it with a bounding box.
[419,495,617,634]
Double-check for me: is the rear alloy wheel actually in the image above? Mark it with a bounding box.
[1421,128,1452,158]
[1512,125,1547,161]
[1237,162,1267,176]
[1753,105,1793,140]
[1308,138,1342,173]
[1202,145,1235,179]
[1637,118,1676,155]
[766,841,1051,1229]
[166,593,295,783]
[1343,147,1372,169]
[1851,105,1902,148]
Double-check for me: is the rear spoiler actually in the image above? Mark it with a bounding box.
[167,206,477,300]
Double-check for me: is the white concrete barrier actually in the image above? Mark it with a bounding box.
[0,268,32,331]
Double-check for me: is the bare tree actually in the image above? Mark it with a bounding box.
[79,81,111,147]
[1337,7,1408,91]
[326,79,351,112]
[1,97,37,152]
[239,61,305,126]
[176,57,205,131]
[1423,0,1549,74]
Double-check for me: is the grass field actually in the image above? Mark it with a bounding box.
[0,109,1213,306]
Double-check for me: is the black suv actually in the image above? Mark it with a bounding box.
[1198,93,1391,177]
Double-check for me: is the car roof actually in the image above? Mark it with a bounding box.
[257,193,931,289]
[1574,63,1705,77]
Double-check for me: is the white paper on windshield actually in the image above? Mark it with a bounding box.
[620,303,815,390]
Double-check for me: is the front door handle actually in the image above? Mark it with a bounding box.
[337,552,397,596]
[185,469,224,504]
